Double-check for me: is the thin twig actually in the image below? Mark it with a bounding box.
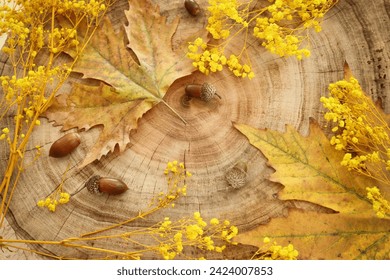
[160,99,187,124]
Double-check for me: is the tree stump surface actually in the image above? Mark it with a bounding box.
[1,0,389,259]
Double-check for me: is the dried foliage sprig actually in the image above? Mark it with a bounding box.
[321,65,390,218]
[0,161,239,260]
[187,0,339,78]
[0,0,114,227]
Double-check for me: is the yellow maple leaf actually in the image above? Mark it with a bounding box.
[236,210,390,259]
[46,0,192,167]
[235,121,382,214]
[234,121,390,259]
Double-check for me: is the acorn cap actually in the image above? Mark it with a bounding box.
[200,82,219,102]
[86,175,101,194]
[225,162,247,189]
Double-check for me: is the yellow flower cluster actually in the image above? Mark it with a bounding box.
[187,38,255,78]
[186,0,337,78]
[0,127,10,141]
[1,66,62,106]
[0,65,70,154]
[37,191,70,212]
[187,38,225,75]
[164,160,192,177]
[340,153,368,171]
[253,0,336,59]
[57,0,107,17]
[226,54,255,79]
[321,76,390,176]
[156,212,238,260]
[186,0,253,78]
[152,160,192,208]
[321,71,390,217]
[0,1,108,56]
[36,163,72,212]
[366,187,390,219]
[253,17,310,59]
[207,0,248,40]
[0,7,29,48]
[253,237,299,260]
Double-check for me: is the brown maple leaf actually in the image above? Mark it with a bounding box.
[46,0,192,167]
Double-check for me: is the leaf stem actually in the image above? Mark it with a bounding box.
[160,99,187,124]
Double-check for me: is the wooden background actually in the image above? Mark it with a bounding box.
[1,0,389,259]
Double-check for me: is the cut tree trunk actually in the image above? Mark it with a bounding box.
[1,0,389,259]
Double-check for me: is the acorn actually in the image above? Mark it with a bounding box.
[185,82,221,102]
[49,132,81,158]
[184,0,201,16]
[225,162,247,189]
[86,175,128,195]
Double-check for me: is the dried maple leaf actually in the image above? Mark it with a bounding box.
[235,121,378,213]
[46,0,192,167]
[236,210,390,259]
[233,121,390,259]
